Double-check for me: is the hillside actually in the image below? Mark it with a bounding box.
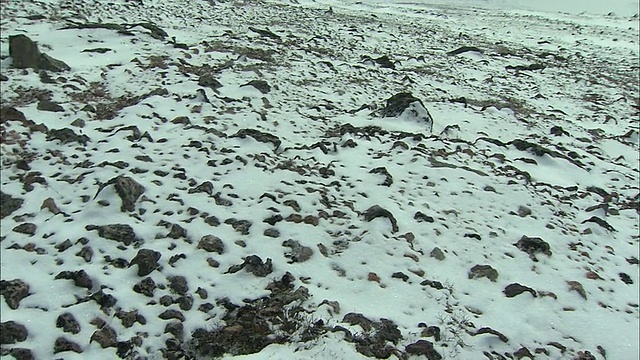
[1,0,638,359]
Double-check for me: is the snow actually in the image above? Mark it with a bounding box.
[1,0,638,359]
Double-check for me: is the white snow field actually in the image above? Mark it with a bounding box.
[0,0,638,359]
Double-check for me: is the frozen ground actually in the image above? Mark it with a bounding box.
[0,0,638,359]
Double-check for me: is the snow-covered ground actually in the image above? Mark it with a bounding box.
[1,0,638,359]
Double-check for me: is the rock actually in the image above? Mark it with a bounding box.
[517,206,532,217]
[115,176,145,212]
[503,283,537,298]
[414,211,434,223]
[240,79,271,94]
[263,228,280,238]
[363,205,399,233]
[473,327,509,343]
[369,167,393,186]
[116,309,142,328]
[46,128,89,145]
[421,279,444,290]
[168,276,189,295]
[86,224,138,245]
[581,216,616,232]
[90,326,117,348]
[12,223,37,236]
[227,255,273,277]
[282,239,313,263]
[76,246,93,262]
[0,321,28,344]
[1,192,24,218]
[198,75,222,90]
[343,313,374,331]
[89,289,118,309]
[380,92,433,133]
[197,235,225,254]
[230,128,280,150]
[41,197,62,215]
[0,279,30,309]
[129,249,162,276]
[189,181,214,196]
[37,100,64,112]
[8,348,33,360]
[56,312,81,334]
[514,235,552,261]
[9,34,70,71]
[53,337,83,354]
[430,247,445,261]
[159,309,185,322]
[468,264,499,282]
[178,295,194,311]
[447,46,483,56]
[619,272,633,284]
[550,126,569,136]
[165,321,184,339]
[405,340,442,360]
[419,324,441,341]
[391,272,409,282]
[224,218,252,235]
[54,270,93,289]
[566,281,587,299]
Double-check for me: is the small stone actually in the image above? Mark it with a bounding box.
[56,312,81,334]
[133,277,156,297]
[12,223,37,236]
[0,279,30,309]
[504,283,537,298]
[54,337,83,354]
[159,309,185,322]
[468,264,499,282]
[0,321,28,344]
[430,247,445,261]
[264,228,280,238]
[129,249,161,276]
[197,235,224,254]
[168,276,188,295]
[90,326,117,348]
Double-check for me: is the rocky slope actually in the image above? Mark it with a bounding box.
[1,0,638,359]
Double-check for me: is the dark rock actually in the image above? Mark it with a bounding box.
[90,325,117,348]
[414,211,434,223]
[343,313,374,331]
[39,70,55,83]
[1,192,24,218]
[178,294,194,311]
[159,309,185,322]
[282,239,313,263]
[46,128,89,145]
[54,270,93,289]
[198,75,222,90]
[0,321,28,344]
[430,247,445,260]
[363,205,399,233]
[506,63,545,71]
[391,272,409,282]
[9,34,70,71]
[165,321,184,339]
[197,235,225,254]
[514,235,552,261]
[517,206,532,217]
[168,276,188,295]
[419,325,441,341]
[224,218,252,235]
[581,216,616,232]
[447,46,483,56]
[114,176,145,212]
[619,272,633,284]
[53,337,83,353]
[37,100,64,112]
[56,312,81,334]
[473,327,509,343]
[76,246,93,262]
[406,340,442,360]
[8,348,33,360]
[0,279,30,309]
[166,223,187,239]
[0,74,8,81]
[55,239,72,252]
[421,279,444,290]
[240,79,271,94]
[380,92,433,133]
[503,283,537,298]
[159,295,174,306]
[12,223,37,236]
[231,128,280,149]
[248,26,281,41]
[567,280,587,299]
[89,289,118,309]
[189,181,214,195]
[369,167,393,186]
[550,126,569,136]
[227,255,273,277]
[129,249,161,276]
[375,319,402,343]
[0,106,28,123]
[263,228,280,238]
[513,346,534,359]
[86,224,138,245]
[115,310,140,328]
[468,264,499,282]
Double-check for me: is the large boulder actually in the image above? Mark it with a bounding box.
[380,92,433,133]
[9,35,70,72]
